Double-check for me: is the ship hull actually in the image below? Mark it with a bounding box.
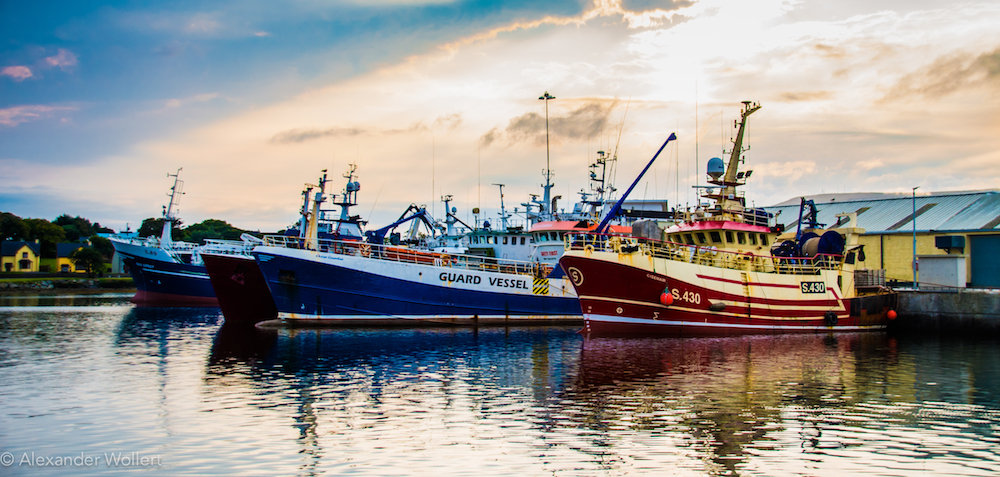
[254,245,582,326]
[559,250,896,337]
[202,252,277,324]
[119,254,218,307]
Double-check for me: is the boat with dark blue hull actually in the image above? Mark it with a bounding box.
[115,242,219,306]
[254,236,581,325]
[110,169,224,307]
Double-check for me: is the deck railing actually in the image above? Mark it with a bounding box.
[262,235,546,277]
[565,233,845,275]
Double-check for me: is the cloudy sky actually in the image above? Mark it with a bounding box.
[2,0,999,232]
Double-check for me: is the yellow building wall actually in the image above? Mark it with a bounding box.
[858,233,973,284]
[40,257,86,273]
[1,245,40,273]
[59,257,85,273]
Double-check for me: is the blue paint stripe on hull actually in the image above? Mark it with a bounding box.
[256,253,581,318]
[120,253,216,300]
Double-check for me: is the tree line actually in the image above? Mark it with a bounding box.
[135,217,251,244]
[1,212,253,276]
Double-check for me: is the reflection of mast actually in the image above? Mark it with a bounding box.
[285,329,325,474]
[294,380,321,473]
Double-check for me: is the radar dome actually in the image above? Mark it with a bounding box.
[707,157,725,180]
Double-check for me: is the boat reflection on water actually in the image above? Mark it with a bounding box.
[200,326,582,474]
[99,306,1000,475]
[208,321,278,366]
[114,306,222,344]
[570,332,1000,475]
[571,333,874,474]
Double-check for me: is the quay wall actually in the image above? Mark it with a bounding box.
[894,289,1000,334]
[0,278,135,291]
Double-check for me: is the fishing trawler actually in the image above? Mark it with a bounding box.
[252,177,583,325]
[558,102,898,335]
[110,169,219,306]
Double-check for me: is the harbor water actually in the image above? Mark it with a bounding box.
[1,294,1000,476]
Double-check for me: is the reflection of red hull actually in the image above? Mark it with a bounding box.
[202,253,277,324]
[576,332,883,386]
[131,290,219,307]
[560,253,897,337]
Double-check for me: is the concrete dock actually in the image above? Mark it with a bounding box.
[893,289,1000,334]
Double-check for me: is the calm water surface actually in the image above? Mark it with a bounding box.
[1,293,999,476]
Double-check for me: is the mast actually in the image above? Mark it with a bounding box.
[493,183,509,232]
[335,164,359,222]
[160,168,183,245]
[706,101,760,219]
[303,170,328,250]
[441,194,457,236]
[723,101,760,184]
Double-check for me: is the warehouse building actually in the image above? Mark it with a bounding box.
[763,190,1000,288]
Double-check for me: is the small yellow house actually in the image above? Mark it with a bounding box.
[1,240,41,273]
[45,243,89,274]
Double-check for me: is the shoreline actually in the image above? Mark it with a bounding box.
[0,277,135,294]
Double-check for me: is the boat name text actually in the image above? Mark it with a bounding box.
[440,272,482,284]
[671,288,702,305]
[800,281,826,294]
[439,272,528,289]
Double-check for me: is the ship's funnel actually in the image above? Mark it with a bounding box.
[707,157,725,180]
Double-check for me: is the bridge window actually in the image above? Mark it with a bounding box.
[710,231,722,243]
[683,234,695,245]
[737,232,746,245]
[759,234,769,246]
[503,236,508,245]
[749,233,758,245]
[725,231,734,243]
[696,233,707,244]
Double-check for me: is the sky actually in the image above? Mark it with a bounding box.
[2,0,999,233]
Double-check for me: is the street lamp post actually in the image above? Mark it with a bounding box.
[913,186,919,289]
[539,91,555,184]
[538,91,555,217]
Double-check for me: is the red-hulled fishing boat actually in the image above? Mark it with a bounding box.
[558,101,897,336]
